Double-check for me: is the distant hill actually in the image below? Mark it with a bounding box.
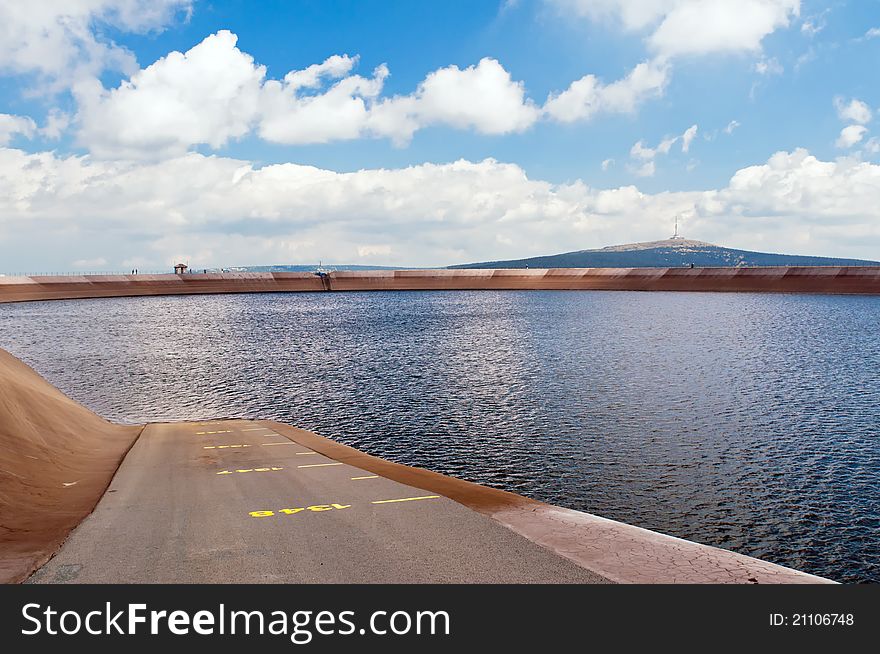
[450,238,880,269]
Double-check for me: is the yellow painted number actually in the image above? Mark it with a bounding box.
[250,504,351,518]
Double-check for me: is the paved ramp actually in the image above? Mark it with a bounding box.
[29,420,606,583]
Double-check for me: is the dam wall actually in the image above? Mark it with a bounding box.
[1,266,880,303]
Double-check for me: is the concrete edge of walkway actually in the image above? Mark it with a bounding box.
[264,420,835,585]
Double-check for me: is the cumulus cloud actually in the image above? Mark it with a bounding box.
[544,59,669,122]
[723,149,879,224]
[262,56,541,147]
[369,58,540,145]
[0,0,191,90]
[724,120,741,134]
[76,31,266,158]
[649,0,800,57]
[545,1,798,127]
[0,114,36,145]
[4,144,875,270]
[259,56,388,146]
[834,97,873,125]
[73,29,669,156]
[39,110,71,140]
[550,0,800,58]
[835,125,868,149]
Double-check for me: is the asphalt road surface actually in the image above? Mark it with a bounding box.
[29,420,606,583]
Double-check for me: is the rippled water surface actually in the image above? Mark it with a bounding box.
[2,291,878,582]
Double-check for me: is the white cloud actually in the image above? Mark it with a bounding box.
[628,125,694,174]
[282,54,358,90]
[724,120,741,134]
[39,110,71,140]
[0,0,191,90]
[657,135,678,154]
[544,58,669,122]
[368,58,540,145]
[800,9,829,37]
[630,140,655,161]
[722,149,879,225]
[835,125,868,149]
[76,30,266,158]
[865,138,880,155]
[73,29,666,156]
[73,32,551,154]
[601,158,614,170]
[551,1,801,58]
[681,124,698,152]
[834,97,873,125]
[649,0,799,57]
[866,28,880,39]
[0,114,36,145]
[633,161,656,177]
[2,145,880,268]
[260,58,388,146]
[754,57,784,75]
[549,0,673,30]
[545,1,798,127]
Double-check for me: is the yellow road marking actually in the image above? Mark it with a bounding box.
[296,451,318,456]
[249,503,351,518]
[216,467,283,475]
[351,475,380,480]
[242,427,270,432]
[262,442,295,446]
[196,430,233,435]
[203,444,251,449]
[372,495,441,504]
[297,462,344,469]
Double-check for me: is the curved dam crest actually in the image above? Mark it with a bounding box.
[1,266,880,303]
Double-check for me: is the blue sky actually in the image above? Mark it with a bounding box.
[0,1,879,270]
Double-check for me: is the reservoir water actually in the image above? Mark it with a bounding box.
[1,290,878,582]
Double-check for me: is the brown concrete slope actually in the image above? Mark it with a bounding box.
[266,421,834,584]
[2,267,879,304]
[0,272,323,303]
[29,421,606,584]
[0,348,142,583]
[329,267,880,294]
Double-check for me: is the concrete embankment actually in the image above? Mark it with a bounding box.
[1,347,832,584]
[0,349,141,583]
[1,266,879,303]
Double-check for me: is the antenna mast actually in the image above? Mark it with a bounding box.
[671,215,683,240]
